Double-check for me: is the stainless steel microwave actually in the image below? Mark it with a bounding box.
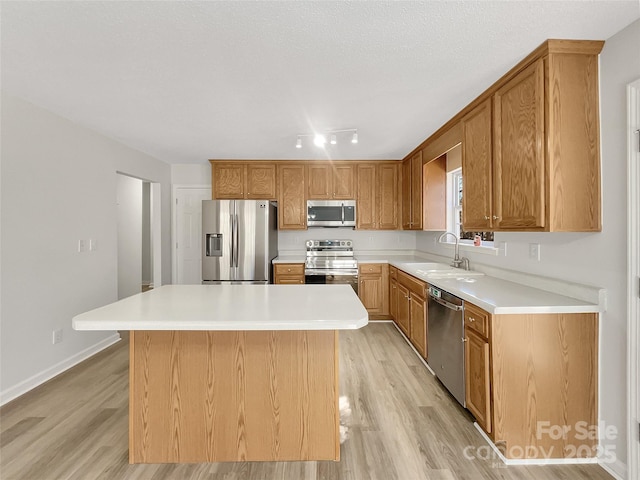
[307,200,356,227]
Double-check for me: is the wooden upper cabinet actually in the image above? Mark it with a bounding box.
[356,164,377,229]
[246,164,276,199]
[493,59,546,230]
[307,164,331,199]
[458,41,602,232]
[422,156,446,231]
[307,163,355,200]
[462,99,494,230]
[410,152,423,229]
[356,163,399,230]
[378,164,399,230]
[212,162,276,200]
[278,164,306,230]
[401,152,423,230]
[401,157,412,229]
[333,164,355,199]
[212,164,244,199]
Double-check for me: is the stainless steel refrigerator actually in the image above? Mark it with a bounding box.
[202,200,278,284]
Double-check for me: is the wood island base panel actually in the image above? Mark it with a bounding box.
[129,330,339,463]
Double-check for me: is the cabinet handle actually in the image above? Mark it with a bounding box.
[468,317,475,322]
[484,215,490,220]
[462,338,468,343]
[492,215,500,220]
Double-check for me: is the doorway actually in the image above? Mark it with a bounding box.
[116,173,162,299]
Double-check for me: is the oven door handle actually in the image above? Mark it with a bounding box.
[304,270,358,276]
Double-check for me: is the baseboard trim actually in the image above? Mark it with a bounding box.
[598,457,626,480]
[0,334,121,406]
[473,423,599,465]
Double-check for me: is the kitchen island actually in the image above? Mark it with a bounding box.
[72,284,368,464]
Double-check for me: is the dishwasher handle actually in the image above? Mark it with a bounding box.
[429,294,463,311]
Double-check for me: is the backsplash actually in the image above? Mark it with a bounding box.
[278,230,417,253]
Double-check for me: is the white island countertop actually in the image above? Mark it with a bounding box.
[73,284,368,331]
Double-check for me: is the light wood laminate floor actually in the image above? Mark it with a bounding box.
[1,323,613,480]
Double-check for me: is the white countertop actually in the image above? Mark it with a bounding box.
[272,254,306,264]
[389,261,599,314]
[73,285,369,331]
[271,253,600,314]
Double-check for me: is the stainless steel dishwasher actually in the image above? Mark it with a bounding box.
[427,286,466,407]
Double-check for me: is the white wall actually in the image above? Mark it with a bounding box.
[0,93,172,403]
[171,163,211,186]
[416,20,640,477]
[117,174,143,299]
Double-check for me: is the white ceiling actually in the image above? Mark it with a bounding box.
[2,1,638,165]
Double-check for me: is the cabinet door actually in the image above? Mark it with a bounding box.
[213,164,245,199]
[396,284,410,337]
[465,328,492,433]
[307,164,331,199]
[356,164,377,229]
[423,156,446,231]
[333,164,355,199]
[494,59,545,229]
[359,274,383,314]
[401,158,412,229]
[409,294,427,358]
[390,277,398,322]
[462,99,493,230]
[410,151,423,230]
[378,164,399,230]
[246,164,276,199]
[278,165,306,229]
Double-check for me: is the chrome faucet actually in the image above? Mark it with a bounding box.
[437,231,470,270]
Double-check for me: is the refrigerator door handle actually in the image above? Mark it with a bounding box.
[234,213,240,268]
[229,213,235,268]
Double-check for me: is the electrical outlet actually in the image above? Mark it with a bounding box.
[498,241,507,256]
[529,243,541,261]
[89,238,97,251]
[52,329,63,344]
[77,239,85,253]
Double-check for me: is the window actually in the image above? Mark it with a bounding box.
[447,167,494,244]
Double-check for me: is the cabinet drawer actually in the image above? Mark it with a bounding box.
[389,266,397,280]
[276,276,304,285]
[464,303,490,338]
[398,271,426,297]
[359,263,383,275]
[274,263,304,275]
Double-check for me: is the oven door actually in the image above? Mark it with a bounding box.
[304,269,359,294]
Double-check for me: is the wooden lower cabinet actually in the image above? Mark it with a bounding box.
[274,263,304,284]
[464,327,491,433]
[358,263,389,320]
[389,267,398,323]
[463,301,599,460]
[396,271,427,358]
[395,283,410,336]
[409,293,427,358]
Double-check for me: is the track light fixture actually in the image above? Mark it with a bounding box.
[295,129,358,149]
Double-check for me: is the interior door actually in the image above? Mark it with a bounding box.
[175,187,210,284]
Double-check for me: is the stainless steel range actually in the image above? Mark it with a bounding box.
[304,240,358,293]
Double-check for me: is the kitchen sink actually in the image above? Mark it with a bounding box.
[421,270,485,279]
[399,262,485,279]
